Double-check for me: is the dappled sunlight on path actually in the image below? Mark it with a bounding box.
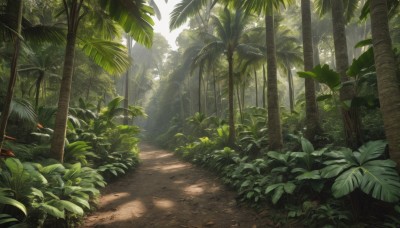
[83,144,273,228]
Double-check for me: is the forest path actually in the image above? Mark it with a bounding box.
[83,144,273,228]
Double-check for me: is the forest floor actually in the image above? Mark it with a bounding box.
[83,144,275,228]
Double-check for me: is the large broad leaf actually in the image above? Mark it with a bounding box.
[0,196,27,216]
[297,64,341,91]
[332,167,363,198]
[79,39,130,75]
[99,0,154,47]
[357,140,387,164]
[360,160,400,203]
[347,48,374,77]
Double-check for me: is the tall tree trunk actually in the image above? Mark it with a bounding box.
[254,67,258,107]
[302,0,321,141]
[124,36,132,125]
[50,0,83,163]
[35,71,45,110]
[236,84,243,123]
[242,79,246,110]
[262,64,266,109]
[370,0,400,168]
[213,66,218,115]
[265,13,283,151]
[227,51,235,145]
[0,0,23,150]
[287,65,294,113]
[198,65,203,113]
[331,0,363,149]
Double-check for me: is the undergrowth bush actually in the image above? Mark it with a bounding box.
[170,112,400,227]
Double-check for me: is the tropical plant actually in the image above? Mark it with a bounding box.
[321,140,400,202]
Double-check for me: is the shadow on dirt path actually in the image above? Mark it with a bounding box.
[83,144,273,228]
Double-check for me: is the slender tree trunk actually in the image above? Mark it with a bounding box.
[370,0,400,167]
[50,0,83,163]
[254,67,258,107]
[287,65,294,113]
[227,51,235,145]
[35,71,44,110]
[213,67,218,115]
[198,65,203,113]
[265,13,283,151]
[242,79,245,110]
[331,0,363,149]
[236,84,243,123]
[124,36,132,125]
[302,0,321,141]
[262,64,266,109]
[0,0,23,150]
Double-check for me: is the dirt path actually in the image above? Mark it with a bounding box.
[83,144,273,228]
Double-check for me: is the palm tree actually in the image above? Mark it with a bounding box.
[369,0,400,167]
[0,0,23,151]
[301,0,322,142]
[195,8,251,145]
[50,0,154,162]
[315,0,363,148]
[242,0,293,151]
[331,0,363,148]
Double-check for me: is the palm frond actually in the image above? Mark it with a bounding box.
[170,0,208,30]
[10,99,37,124]
[22,25,66,44]
[99,0,154,47]
[79,38,130,75]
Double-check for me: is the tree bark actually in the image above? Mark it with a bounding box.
[370,0,400,168]
[331,0,363,149]
[124,36,132,125]
[213,66,218,115]
[50,0,82,163]
[262,64,266,109]
[302,0,321,141]
[0,0,23,150]
[198,65,203,113]
[287,65,294,113]
[227,51,235,145]
[254,67,258,107]
[265,13,283,151]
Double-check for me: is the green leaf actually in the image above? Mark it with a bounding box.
[99,0,154,47]
[296,170,321,180]
[301,137,314,154]
[332,167,363,198]
[265,183,281,194]
[298,64,340,91]
[70,196,90,209]
[360,160,400,202]
[272,186,284,204]
[4,158,24,177]
[57,200,84,216]
[79,39,130,75]
[40,203,65,219]
[0,196,27,216]
[283,182,296,194]
[347,48,374,77]
[358,140,387,164]
[321,164,352,179]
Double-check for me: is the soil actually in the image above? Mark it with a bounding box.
[83,144,274,228]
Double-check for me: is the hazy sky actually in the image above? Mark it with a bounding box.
[153,0,186,50]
